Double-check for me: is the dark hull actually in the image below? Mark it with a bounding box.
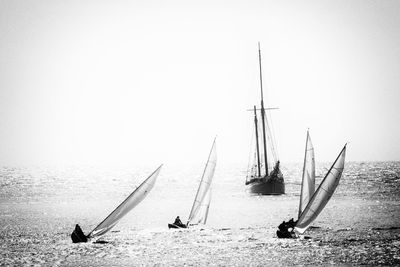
[276,230,295,238]
[247,178,285,195]
[168,223,187,229]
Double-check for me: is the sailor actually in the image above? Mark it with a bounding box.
[277,220,293,239]
[278,221,287,232]
[287,218,297,229]
[71,224,88,243]
[174,216,183,226]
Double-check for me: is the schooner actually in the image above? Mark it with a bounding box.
[245,43,285,195]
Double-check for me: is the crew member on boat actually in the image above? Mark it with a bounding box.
[276,219,297,239]
[287,218,297,230]
[71,224,88,243]
[174,216,184,227]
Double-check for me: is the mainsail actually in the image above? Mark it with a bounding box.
[189,188,212,225]
[295,145,346,234]
[298,130,315,219]
[187,138,217,225]
[88,165,162,238]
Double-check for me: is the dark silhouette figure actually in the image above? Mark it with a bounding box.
[276,219,297,239]
[71,224,88,243]
[174,216,183,227]
[168,216,187,229]
[287,218,297,230]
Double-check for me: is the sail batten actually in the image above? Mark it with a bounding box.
[88,165,162,238]
[295,145,346,234]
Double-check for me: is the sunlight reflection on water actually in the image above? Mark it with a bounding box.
[0,161,399,265]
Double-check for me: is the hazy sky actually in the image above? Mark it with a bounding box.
[0,0,399,166]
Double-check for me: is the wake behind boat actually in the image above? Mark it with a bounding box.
[169,138,216,229]
[71,165,162,243]
[245,43,284,195]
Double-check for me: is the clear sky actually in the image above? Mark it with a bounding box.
[0,0,399,166]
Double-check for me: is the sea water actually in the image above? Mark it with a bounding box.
[0,162,399,266]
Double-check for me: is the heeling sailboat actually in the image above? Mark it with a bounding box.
[277,133,346,238]
[168,138,217,229]
[71,165,162,243]
[245,43,285,195]
[295,144,346,234]
[277,131,315,238]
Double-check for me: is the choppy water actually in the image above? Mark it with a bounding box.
[0,161,399,266]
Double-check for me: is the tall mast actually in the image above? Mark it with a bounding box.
[258,42,269,176]
[253,105,261,177]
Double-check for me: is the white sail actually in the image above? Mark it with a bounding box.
[202,188,212,224]
[89,165,162,238]
[298,130,315,219]
[295,145,346,234]
[187,138,217,225]
[189,188,212,225]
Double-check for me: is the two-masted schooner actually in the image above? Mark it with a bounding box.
[245,43,285,195]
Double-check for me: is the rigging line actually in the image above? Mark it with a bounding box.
[265,119,277,163]
[267,112,279,160]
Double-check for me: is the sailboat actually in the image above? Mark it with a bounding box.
[168,138,217,229]
[277,132,346,238]
[71,165,162,243]
[295,143,346,234]
[245,43,285,195]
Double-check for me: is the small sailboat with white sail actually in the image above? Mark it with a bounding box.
[71,165,162,243]
[295,143,346,234]
[168,138,217,229]
[277,131,346,238]
[277,130,315,238]
[245,43,284,195]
